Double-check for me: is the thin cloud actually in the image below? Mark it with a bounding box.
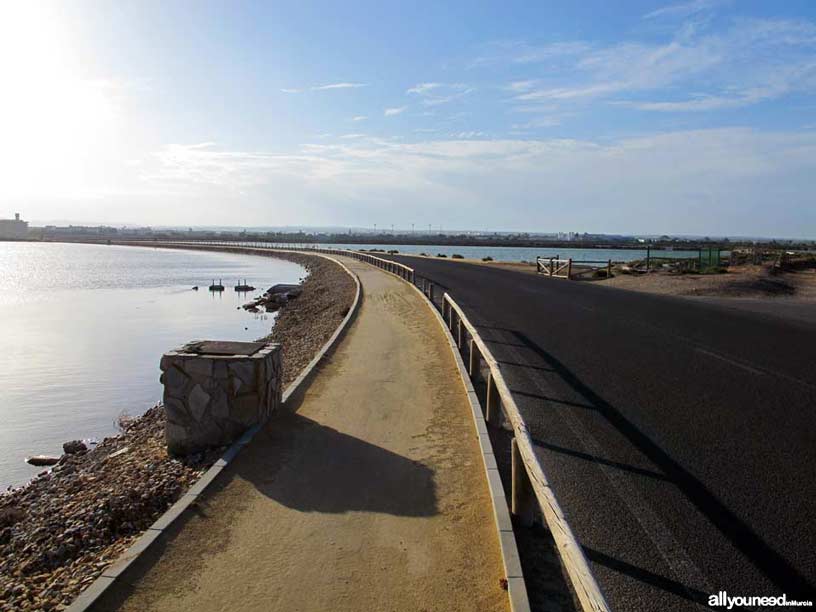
[280,83,367,93]
[384,106,407,116]
[406,82,473,106]
[406,83,443,95]
[352,115,368,121]
[644,0,726,20]
[311,82,367,91]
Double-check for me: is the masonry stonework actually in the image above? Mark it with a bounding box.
[159,340,282,455]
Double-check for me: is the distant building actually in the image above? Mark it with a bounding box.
[0,213,28,239]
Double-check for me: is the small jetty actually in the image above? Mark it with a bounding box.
[208,279,225,292]
[234,279,256,292]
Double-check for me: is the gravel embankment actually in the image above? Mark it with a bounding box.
[259,251,356,388]
[0,250,356,612]
[0,407,217,611]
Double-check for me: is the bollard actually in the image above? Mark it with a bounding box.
[485,372,499,425]
[511,438,535,527]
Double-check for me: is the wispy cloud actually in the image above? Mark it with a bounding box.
[503,18,816,114]
[506,80,539,93]
[281,83,367,93]
[384,106,407,116]
[144,129,816,236]
[644,0,726,20]
[473,41,592,66]
[406,82,473,106]
[407,83,442,95]
[311,82,367,91]
[352,115,368,121]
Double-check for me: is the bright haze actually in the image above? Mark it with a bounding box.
[2,0,815,238]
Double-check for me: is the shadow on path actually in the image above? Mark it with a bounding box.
[234,413,438,517]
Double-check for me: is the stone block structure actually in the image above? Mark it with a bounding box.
[160,340,282,455]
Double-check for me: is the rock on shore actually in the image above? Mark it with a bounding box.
[0,406,220,611]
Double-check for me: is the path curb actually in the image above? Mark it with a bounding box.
[66,250,362,612]
[404,279,532,612]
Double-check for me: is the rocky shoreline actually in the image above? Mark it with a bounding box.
[0,250,355,611]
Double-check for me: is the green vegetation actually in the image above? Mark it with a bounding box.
[452,254,464,259]
[482,256,494,262]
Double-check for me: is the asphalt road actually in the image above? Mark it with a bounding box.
[381,254,816,611]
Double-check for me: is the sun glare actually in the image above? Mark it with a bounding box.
[0,3,119,198]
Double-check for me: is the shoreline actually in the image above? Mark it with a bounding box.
[0,248,355,612]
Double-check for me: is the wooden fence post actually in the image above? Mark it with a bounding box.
[468,340,479,377]
[486,373,499,425]
[607,259,612,278]
[456,317,463,348]
[567,258,573,280]
[511,438,535,527]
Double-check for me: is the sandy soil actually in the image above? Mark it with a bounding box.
[603,264,816,300]
[98,257,509,612]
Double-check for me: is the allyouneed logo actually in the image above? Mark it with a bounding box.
[709,592,813,609]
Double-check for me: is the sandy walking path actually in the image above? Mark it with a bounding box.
[97,256,509,612]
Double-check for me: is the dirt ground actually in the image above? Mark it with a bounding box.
[96,257,509,612]
[603,264,816,300]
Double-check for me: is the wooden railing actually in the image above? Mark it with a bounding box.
[442,293,610,612]
[146,240,417,284]
[536,255,573,279]
[536,256,612,280]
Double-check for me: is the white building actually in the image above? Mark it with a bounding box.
[0,213,28,240]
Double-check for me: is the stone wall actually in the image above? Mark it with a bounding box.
[160,341,282,455]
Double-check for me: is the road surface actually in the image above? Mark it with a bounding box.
[381,253,816,611]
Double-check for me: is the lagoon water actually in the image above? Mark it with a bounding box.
[0,243,304,488]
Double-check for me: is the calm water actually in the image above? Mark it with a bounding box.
[282,243,705,264]
[0,243,304,488]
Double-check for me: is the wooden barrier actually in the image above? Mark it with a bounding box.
[536,256,614,280]
[442,293,610,612]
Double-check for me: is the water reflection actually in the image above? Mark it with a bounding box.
[0,242,304,488]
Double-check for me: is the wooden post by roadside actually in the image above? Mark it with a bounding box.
[511,438,535,527]
[456,317,463,348]
[567,258,573,280]
[468,339,479,377]
[428,283,435,303]
[607,259,612,278]
[485,373,499,425]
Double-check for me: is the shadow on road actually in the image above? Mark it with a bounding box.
[584,547,717,610]
[486,325,814,599]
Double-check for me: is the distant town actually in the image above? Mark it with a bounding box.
[1,212,814,250]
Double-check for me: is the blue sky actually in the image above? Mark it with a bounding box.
[1,0,815,237]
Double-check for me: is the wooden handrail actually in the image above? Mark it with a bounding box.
[443,293,610,612]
